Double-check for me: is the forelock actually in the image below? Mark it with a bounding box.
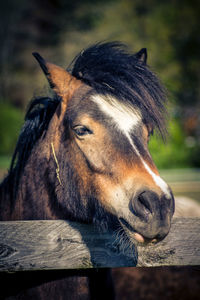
[71,41,168,138]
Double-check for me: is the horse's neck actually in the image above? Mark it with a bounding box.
[0,176,13,220]
[0,152,55,221]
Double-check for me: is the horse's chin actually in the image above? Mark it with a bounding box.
[119,218,158,246]
[126,229,158,246]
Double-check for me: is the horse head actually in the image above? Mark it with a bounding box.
[32,43,174,245]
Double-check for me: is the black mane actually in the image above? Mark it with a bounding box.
[11,96,60,172]
[2,96,60,203]
[1,42,167,203]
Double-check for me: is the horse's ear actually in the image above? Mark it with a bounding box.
[135,48,147,64]
[32,52,78,103]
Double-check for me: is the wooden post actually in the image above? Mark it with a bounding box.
[0,218,199,272]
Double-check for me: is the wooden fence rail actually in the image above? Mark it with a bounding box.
[0,218,199,272]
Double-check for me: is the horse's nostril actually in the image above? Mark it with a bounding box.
[127,190,174,241]
[138,192,152,214]
[130,190,159,221]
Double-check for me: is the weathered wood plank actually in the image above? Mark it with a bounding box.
[0,218,199,271]
[137,218,200,266]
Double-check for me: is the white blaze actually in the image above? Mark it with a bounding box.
[92,94,141,133]
[92,94,171,198]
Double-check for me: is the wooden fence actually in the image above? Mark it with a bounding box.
[0,218,200,272]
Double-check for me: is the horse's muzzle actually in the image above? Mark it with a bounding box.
[120,189,175,243]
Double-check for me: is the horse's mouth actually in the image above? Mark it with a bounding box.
[119,217,158,245]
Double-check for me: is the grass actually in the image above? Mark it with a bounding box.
[160,168,200,182]
[0,157,199,201]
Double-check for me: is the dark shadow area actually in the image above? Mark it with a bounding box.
[113,266,200,300]
[0,269,89,299]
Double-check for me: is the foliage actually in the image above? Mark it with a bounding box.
[0,0,199,169]
[0,102,23,155]
[0,156,11,169]
[149,117,199,169]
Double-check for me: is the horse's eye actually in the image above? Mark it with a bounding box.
[73,125,93,137]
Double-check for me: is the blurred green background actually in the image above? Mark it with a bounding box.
[0,0,200,199]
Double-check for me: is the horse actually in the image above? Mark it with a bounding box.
[0,42,174,299]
